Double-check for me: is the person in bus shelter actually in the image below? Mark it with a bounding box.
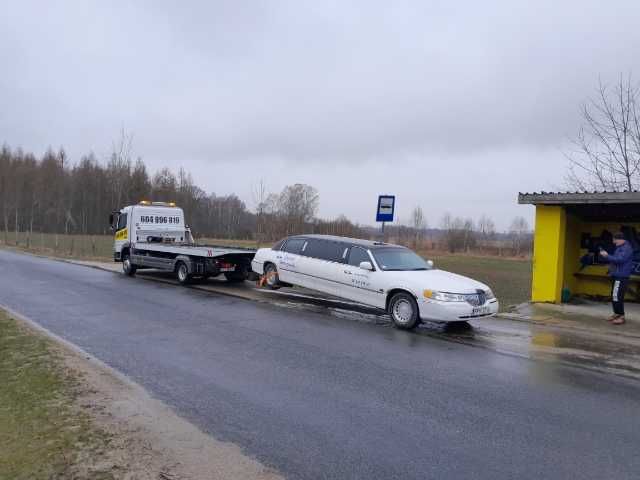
[600,232,634,325]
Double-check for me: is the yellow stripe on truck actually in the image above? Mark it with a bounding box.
[115,228,128,241]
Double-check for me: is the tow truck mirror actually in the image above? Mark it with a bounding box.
[359,261,374,271]
[108,214,114,231]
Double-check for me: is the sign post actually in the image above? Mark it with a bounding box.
[376,195,395,241]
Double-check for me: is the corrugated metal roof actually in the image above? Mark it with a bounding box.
[518,191,640,205]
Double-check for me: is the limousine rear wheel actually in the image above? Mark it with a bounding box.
[389,292,419,330]
[263,263,281,290]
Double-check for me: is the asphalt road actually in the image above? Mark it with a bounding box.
[1,249,639,480]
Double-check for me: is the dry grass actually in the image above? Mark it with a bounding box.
[0,311,115,480]
[428,253,532,309]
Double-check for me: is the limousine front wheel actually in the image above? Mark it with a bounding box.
[263,263,281,290]
[389,292,419,330]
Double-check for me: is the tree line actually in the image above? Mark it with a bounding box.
[0,140,363,243]
[383,208,531,256]
[0,139,531,256]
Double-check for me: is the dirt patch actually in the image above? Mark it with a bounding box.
[3,307,283,480]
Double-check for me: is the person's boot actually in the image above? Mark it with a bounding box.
[612,316,626,325]
[608,314,621,322]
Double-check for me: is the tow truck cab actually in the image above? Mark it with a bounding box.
[110,201,189,261]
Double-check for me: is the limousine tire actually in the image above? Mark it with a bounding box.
[389,292,419,330]
[263,263,281,290]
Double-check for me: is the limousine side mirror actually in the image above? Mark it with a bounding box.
[426,260,434,269]
[359,261,374,271]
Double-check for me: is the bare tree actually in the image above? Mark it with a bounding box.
[151,168,178,201]
[129,158,151,203]
[278,184,319,234]
[509,216,531,256]
[462,218,475,252]
[411,206,426,249]
[107,129,134,208]
[441,213,462,253]
[477,214,496,240]
[252,179,268,245]
[1,146,12,243]
[566,75,640,191]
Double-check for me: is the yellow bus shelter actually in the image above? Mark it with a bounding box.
[519,191,640,303]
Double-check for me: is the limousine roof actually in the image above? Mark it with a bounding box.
[287,234,400,250]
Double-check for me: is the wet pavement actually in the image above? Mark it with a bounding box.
[2,250,640,479]
[78,258,640,380]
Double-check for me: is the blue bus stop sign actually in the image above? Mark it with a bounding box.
[376,195,395,222]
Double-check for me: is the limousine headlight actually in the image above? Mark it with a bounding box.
[485,289,495,300]
[423,290,466,302]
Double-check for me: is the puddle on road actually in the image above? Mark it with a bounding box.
[270,290,640,380]
[421,318,640,380]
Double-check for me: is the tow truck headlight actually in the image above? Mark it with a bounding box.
[423,290,466,302]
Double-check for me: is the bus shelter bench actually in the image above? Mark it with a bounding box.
[573,272,640,301]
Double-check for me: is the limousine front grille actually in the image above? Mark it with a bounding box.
[464,292,486,306]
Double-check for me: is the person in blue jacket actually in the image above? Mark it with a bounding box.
[600,233,634,325]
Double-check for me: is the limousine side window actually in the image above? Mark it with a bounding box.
[282,238,306,254]
[304,239,345,262]
[347,247,371,267]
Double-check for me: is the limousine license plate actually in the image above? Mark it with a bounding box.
[472,305,491,316]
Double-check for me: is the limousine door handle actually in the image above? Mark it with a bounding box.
[343,270,352,275]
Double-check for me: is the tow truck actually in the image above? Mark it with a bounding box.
[109,201,256,284]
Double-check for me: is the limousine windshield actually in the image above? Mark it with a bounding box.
[372,247,430,271]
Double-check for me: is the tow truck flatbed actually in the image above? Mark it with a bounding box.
[131,243,254,258]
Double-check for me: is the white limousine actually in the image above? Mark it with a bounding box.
[251,234,499,329]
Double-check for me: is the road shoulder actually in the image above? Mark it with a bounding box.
[2,306,282,480]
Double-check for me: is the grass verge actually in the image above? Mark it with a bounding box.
[0,310,114,480]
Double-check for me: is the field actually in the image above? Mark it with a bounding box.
[1,233,532,309]
[427,253,531,309]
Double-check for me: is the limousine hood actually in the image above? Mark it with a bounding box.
[385,269,491,294]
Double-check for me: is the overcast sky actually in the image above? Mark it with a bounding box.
[2,1,640,230]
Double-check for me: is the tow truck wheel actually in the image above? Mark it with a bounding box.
[388,292,419,330]
[263,263,281,290]
[176,261,191,285]
[122,253,136,276]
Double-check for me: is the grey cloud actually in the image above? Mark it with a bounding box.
[1,0,639,227]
